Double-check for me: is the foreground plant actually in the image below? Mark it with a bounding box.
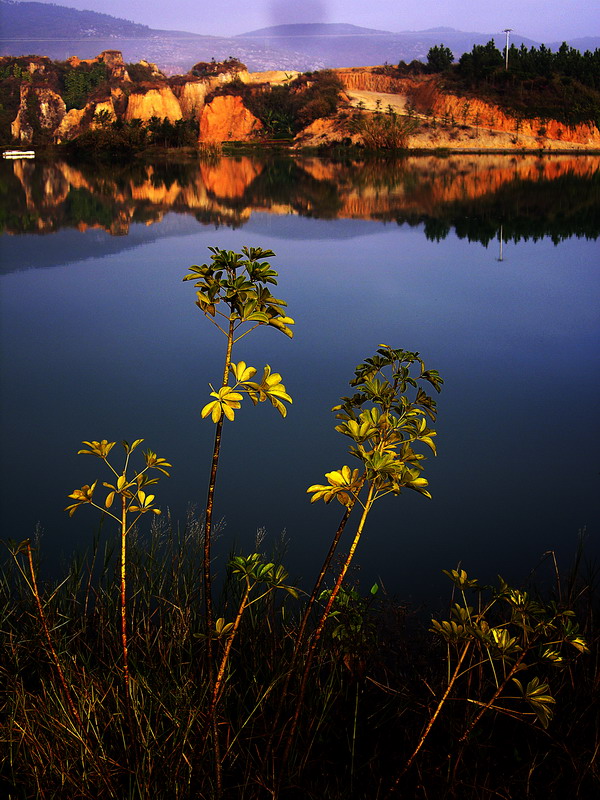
[8,539,86,735]
[310,346,441,642]
[184,247,294,635]
[184,246,293,795]
[279,345,443,774]
[387,567,590,794]
[66,439,170,732]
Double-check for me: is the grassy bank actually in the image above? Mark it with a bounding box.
[1,524,597,799]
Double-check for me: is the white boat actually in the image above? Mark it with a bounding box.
[2,149,35,159]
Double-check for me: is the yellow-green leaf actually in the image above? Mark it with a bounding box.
[201,400,219,419]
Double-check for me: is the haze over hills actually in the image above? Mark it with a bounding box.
[237,23,545,68]
[0,0,320,72]
[1,1,599,73]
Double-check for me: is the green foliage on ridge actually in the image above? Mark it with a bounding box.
[415,38,600,127]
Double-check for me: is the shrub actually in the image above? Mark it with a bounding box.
[350,108,420,149]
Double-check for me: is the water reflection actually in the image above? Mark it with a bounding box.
[1,153,599,247]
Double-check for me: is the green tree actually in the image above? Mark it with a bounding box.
[427,44,454,72]
[459,39,504,81]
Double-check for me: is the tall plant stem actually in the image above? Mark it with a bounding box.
[280,484,375,778]
[120,497,130,698]
[22,541,116,794]
[203,317,235,644]
[23,541,84,732]
[311,484,375,658]
[263,502,356,770]
[119,495,136,751]
[296,497,360,653]
[210,581,252,797]
[212,584,251,710]
[203,317,235,799]
[387,641,472,795]
[459,648,528,742]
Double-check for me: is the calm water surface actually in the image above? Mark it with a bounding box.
[1,153,598,604]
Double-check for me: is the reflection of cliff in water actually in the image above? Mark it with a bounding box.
[1,154,599,245]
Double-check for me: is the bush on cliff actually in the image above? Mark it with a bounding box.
[206,69,344,138]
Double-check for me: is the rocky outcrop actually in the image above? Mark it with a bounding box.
[11,85,66,143]
[199,95,263,142]
[124,87,183,122]
[173,79,214,118]
[425,91,600,146]
[67,50,131,81]
[404,78,600,146]
[6,53,599,152]
[293,114,362,148]
[91,99,118,127]
[138,60,166,80]
[110,87,128,117]
[54,107,87,142]
[334,70,600,148]
[335,68,406,93]
[241,70,300,85]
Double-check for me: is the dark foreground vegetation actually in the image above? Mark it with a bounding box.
[1,247,598,799]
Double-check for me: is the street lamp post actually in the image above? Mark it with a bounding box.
[503,28,513,69]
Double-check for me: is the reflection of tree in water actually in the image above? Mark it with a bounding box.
[193,208,247,230]
[417,171,600,245]
[202,157,344,219]
[1,156,599,242]
[148,161,194,191]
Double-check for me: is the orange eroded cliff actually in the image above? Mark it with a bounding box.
[198,95,263,142]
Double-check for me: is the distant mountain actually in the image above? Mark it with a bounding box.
[0,1,323,72]
[238,24,545,67]
[1,2,598,73]
[548,37,600,51]
[0,0,152,38]
[240,23,392,38]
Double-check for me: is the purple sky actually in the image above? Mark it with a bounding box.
[25,0,600,42]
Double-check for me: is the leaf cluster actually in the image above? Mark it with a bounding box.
[430,568,589,729]
[229,552,299,598]
[309,345,443,507]
[185,247,294,423]
[201,362,292,422]
[65,439,171,528]
[183,246,294,336]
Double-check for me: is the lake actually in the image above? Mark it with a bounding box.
[1,152,598,605]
